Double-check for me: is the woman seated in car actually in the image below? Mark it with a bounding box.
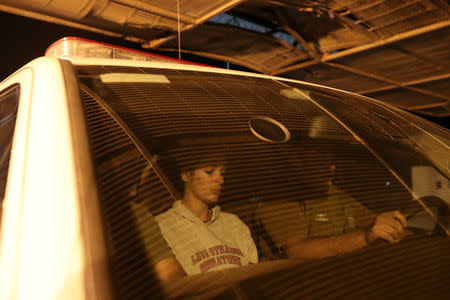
[156,149,258,275]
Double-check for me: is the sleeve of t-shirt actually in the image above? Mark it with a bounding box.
[255,200,308,248]
[129,202,174,266]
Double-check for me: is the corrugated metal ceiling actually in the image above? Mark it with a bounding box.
[1,0,449,117]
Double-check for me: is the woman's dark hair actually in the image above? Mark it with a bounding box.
[157,145,228,195]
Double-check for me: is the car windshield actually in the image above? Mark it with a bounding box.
[76,65,449,298]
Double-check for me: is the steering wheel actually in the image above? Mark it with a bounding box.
[400,195,449,237]
[370,196,449,247]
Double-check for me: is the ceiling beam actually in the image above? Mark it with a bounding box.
[275,8,321,60]
[357,72,450,94]
[399,102,448,111]
[0,3,123,38]
[352,0,424,22]
[367,7,433,32]
[386,44,450,73]
[332,12,381,40]
[156,48,267,73]
[423,0,450,17]
[340,0,386,13]
[141,34,178,48]
[112,0,196,24]
[271,20,450,76]
[325,62,450,109]
[112,0,245,25]
[139,0,244,48]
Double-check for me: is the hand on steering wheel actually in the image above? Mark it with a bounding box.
[401,195,449,236]
[365,211,409,244]
[366,196,449,245]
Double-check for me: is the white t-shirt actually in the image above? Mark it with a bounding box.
[156,201,258,275]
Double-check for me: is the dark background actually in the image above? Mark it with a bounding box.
[1,11,448,128]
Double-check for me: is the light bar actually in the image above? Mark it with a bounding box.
[45,37,207,66]
[99,73,170,83]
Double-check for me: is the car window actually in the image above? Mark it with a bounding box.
[0,85,19,225]
[290,86,450,204]
[77,66,448,298]
[79,85,175,299]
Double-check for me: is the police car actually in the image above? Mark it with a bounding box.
[0,37,449,300]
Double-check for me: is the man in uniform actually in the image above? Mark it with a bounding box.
[255,154,409,260]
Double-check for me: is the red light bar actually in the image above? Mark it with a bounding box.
[45,36,210,67]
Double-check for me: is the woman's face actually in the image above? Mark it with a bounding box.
[183,164,226,205]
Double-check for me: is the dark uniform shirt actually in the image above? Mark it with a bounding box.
[255,186,375,258]
[304,186,375,237]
